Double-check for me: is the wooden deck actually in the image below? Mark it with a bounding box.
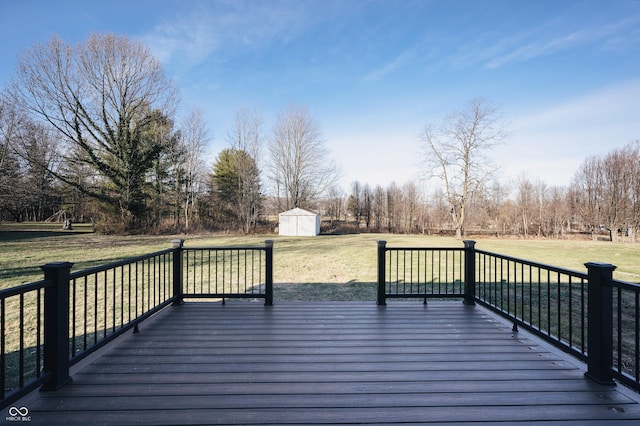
[19,301,640,425]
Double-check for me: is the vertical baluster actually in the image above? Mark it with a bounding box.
[635,292,639,381]
[529,266,533,327]
[103,270,108,339]
[71,277,76,356]
[557,272,562,341]
[83,276,88,350]
[36,288,42,377]
[120,265,124,330]
[19,293,24,388]
[0,298,5,399]
[207,250,212,294]
[568,275,573,348]
[112,267,116,334]
[617,288,622,374]
[93,274,98,344]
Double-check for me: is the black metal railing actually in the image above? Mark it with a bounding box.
[474,249,589,361]
[0,278,49,409]
[0,239,273,410]
[376,240,466,304]
[610,275,640,391]
[68,249,175,365]
[178,240,274,304]
[377,240,640,392]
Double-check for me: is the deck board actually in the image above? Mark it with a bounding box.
[21,301,640,425]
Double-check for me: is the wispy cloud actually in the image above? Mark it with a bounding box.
[482,16,640,69]
[363,48,416,81]
[512,78,640,132]
[496,78,640,184]
[141,1,312,67]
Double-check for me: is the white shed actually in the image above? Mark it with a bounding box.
[278,208,321,236]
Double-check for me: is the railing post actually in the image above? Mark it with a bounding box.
[41,262,73,391]
[377,240,387,305]
[172,239,184,306]
[463,240,476,306]
[264,240,274,306]
[584,262,616,385]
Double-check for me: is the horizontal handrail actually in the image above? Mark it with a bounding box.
[475,249,589,279]
[68,248,174,279]
[0,279,52,297]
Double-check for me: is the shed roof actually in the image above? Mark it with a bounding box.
[278,208,318,216]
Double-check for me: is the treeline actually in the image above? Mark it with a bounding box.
[1,97,639,240]
[1,33,638,241]
[339,141,640,242]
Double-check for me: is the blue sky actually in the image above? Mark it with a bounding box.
[1,0,639,191]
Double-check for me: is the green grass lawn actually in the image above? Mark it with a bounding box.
[1,226,639,292]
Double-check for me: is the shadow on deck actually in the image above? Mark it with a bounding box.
[16,301,640,425]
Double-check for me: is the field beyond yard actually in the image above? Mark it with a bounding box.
[0,225,640,297]
[1,224,639,299]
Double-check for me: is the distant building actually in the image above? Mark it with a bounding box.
[278,208,320,236]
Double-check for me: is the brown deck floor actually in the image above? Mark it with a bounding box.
[18,301,640,425]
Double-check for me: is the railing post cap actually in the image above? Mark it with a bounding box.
[377,240,387,246]
[171,239,185,248]
[265,239,274,247]
[41,261,74,271]
[463,240,476,247]
[584,262,617,271]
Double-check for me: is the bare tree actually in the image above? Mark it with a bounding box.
[484,180,510,235]
[14,121,61,221]
[0,97,24,221]
[420,98,507,238]
[362,183,373,229]
[268,104,339,211]
[516,175,535,237]
[571,156,604,238]
[323,185,344,226]
[226,108,264,232]
[545,186,570,238]
[601,146,633,242]
[627,142,640,242]
[178,108,209,231]
[9,33,178,231]
[0,95,18,171]
[386,182,402,232]
[571,144,639,242]
[372,185,386,231]
[401,181,419,233]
